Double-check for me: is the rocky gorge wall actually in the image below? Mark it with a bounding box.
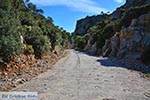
[103,13,150,61]
[73,0,150,64]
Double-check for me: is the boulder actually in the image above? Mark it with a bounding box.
[84,35,93,51]
[132,32,142,43]
[117,48,128,58]
[90,42,97,53]
[102,40,111,57]
[110,32,120,57]
[54,45,64,56]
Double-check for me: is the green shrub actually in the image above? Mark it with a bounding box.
[25,45,34,54]
[0,10,22,63]
[119,5,150,28]
[0,0,70,63]
[141,48,150,65]
[144,73,150,78]
[30,35,51,58]
[0,34,22,63]
[96,34,105,49]
[102,24,115,39]
[73,35,86,50]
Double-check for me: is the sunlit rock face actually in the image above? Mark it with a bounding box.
[100,0,150,60]
[73,0,150,62]
[109,13,150,59]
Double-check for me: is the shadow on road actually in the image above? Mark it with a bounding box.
[97,59,119,67]
[75,51,100,57]
[74,50,150,74]
[97,58,150,74]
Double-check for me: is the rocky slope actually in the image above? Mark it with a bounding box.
[74,14,107,35]
[104,3,150,63]
[0,0,69,67]
[73,0,150,64]
[109,13,150,58]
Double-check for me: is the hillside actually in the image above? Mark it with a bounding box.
[74,14,108,35]
[0,0,69,70]
[72,0,150,65]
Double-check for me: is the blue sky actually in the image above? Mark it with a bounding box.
[29,0,126,32]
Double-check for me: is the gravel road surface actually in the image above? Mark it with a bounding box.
[13,50,150,100]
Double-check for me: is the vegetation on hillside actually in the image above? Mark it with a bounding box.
[0,0,69,66]
[71,16,112,51]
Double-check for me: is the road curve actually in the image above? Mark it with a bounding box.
[13,50,150,100]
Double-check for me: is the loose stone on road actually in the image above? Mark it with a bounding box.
[13,50,150,100]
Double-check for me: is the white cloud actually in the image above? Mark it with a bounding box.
[114,0,124,3]
[29,0,107,14]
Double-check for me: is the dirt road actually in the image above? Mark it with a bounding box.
[13,50,150,100]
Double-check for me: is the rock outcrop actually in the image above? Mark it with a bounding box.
[109,0,133,20]
[102,40,111,57]
[74,15,107,35]
[106,13,150,60]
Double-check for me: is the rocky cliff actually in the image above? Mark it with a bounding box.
[103,0,150,64]
[73,0,150,64]
[74,14,107,35]
[108,13,150,59]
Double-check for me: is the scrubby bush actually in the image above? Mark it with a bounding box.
[102,24,115,39]
[30,35,51,58]
[0,0,69,65]
[96,34,105,49]
[141,48,150,65]
[73,35,86,50]
[0,34,22,63]
[119,5,150,29]
[25,45,34,54]
[0,10,22,63]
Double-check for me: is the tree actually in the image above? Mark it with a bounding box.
[47,16,53,23]
[36,9,44,14]
[73,35,86,50]
[27,2,37,13]
[101,11,104,15]
[97,34,105,49]
[0,0,12,11]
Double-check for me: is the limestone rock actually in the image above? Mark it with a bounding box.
[54,45,64,56]
[74,15,107,35]
[102,40,111,57]
[108,13,150,60]
[110,33,120,57]
[90,42,97,53]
